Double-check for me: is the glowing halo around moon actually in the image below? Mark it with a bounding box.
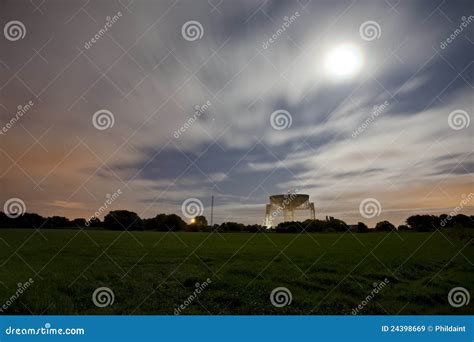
[324,43,363,80]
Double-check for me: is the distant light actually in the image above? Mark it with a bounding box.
[191,218,196,224]
[324,43,363,80]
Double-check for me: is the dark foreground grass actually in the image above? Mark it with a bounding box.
[0,229,472,315]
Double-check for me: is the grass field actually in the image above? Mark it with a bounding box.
[0,229,472,315]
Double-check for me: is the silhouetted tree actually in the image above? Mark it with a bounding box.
[325,217,349,232]
[439,214,451,228]
[275,221,304,233]
[5,209,471,234]
[44,216,70,228]
[357,222,369,233]
[221,222,246,232]
[245,224,266,233]
[440,214,473,229]
[406,215,438,231]
[23,213,46,228]
[275,218,350,233]
[305,219,328,232]
[0,212,11,228]
[375,220,396,231]
[143,218,154,230]
[104,210,143,231]
[452,214,472,228]
[145,214,187,231]
[87,217,102,227]
[72,218,87,228]
[162,214,186,231]
[0,212,48,228]
[185,223,200,232]
[194,215,208,226]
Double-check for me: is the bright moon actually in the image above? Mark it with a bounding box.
[324,44,363,79]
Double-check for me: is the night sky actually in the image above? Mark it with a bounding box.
[0,0,472,226]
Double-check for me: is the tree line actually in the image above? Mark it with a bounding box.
[0,210,472,232]
[275,214,473,233]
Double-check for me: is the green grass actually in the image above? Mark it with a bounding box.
[0,229,472,315]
